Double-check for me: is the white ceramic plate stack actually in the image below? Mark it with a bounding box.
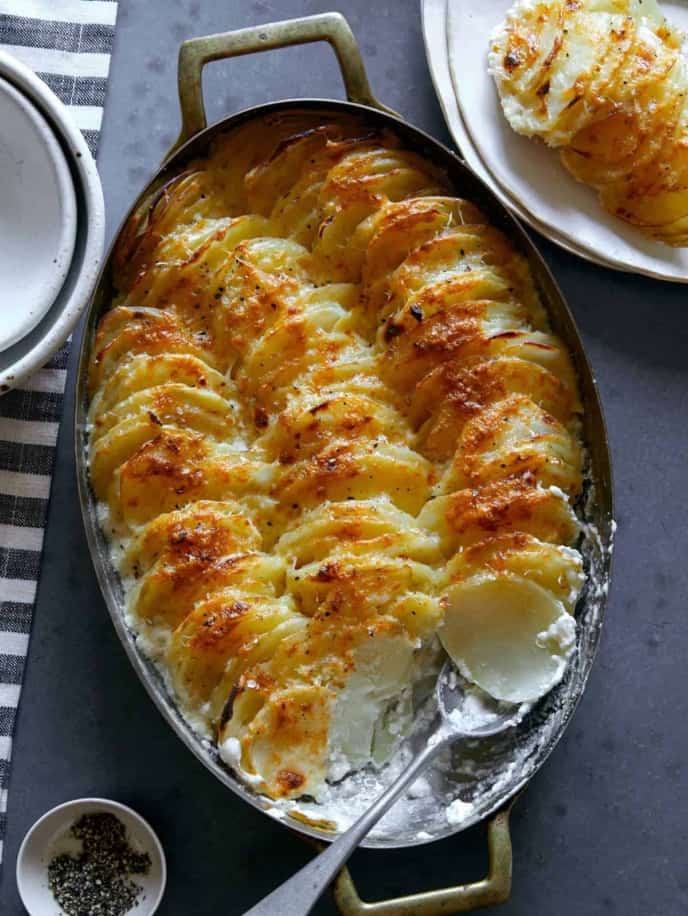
[0,50,105,394]
[421,0,688,282]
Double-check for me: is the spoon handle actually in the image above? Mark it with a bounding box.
[241,730,451,916]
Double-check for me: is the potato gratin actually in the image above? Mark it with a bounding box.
[490,0,688,245]
[88,113,585,801]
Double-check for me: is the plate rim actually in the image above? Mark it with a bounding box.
[0,73,78,353]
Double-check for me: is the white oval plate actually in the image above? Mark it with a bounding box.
[421,0,614,270]
[444,0,688,282]
[0,74,77,352]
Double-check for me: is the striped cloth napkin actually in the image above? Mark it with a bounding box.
[0,0,118,861]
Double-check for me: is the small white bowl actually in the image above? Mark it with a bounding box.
[16,798,167,916]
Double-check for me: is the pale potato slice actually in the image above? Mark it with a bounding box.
[326,634,416,779]
[440,573,576,703]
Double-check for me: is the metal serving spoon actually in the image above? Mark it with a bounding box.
[241,661,522,916]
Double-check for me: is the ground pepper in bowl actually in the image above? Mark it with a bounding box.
[47,812,151,916]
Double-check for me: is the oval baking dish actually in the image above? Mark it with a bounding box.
[74,12,613,912]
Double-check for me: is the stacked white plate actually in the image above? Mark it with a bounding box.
[0,50,104,393]
[421,0,688,282]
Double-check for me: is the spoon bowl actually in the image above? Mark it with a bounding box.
[435,661,526,740]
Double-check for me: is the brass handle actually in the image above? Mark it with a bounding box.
[170,12,396,155]
[333,803,515,916]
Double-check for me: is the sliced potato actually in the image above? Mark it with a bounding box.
[440,573,576,703]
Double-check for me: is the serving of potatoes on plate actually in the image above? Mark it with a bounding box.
[490,0,688,245]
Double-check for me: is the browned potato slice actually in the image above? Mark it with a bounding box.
[380,298,538,390]
[411,355,580,461]
[447,532,583,612]
[418,476,579,553]
[88,307,217,396]
[273,441,434,519]
[258,389,407,464]
[168,592,305,715]
[112,430,275,526]
[130,552,284,636]
[378,228,544,328]
[286,552,439,619]
[311,144,447,281]
[122,500,261,578]
[89,385,240,496]
[440,394,583,496]
[89,352,228,420]
[275,499,441,567]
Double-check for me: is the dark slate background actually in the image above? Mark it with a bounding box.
[2,1,687,913]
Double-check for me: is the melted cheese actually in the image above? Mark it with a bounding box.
[88,112,585,800]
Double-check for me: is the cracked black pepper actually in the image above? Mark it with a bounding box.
[47,812,152,916]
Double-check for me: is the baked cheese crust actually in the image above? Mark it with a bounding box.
[88,113,584,799]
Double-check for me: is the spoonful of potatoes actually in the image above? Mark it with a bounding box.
[242,572,576,916]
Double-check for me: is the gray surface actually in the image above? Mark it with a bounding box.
[1,0,687,913]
